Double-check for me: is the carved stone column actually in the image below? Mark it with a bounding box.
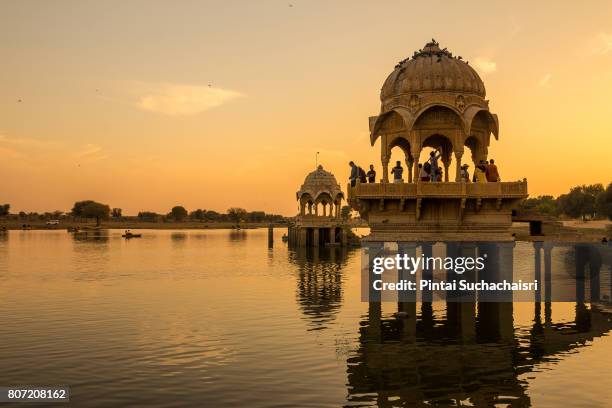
[411,148,421,182]
[381,154,390,183]
[406,158,414,183]
[454,150,463,182]
[441,152,451,182]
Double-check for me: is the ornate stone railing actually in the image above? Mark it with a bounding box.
[348,180,527,200]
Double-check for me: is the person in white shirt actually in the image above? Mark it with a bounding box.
[390,161,404,183]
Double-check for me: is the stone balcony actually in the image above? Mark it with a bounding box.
[347,180,528,242]
[348,180,527,201]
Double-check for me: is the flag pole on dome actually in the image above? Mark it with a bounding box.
[316,151,319,168]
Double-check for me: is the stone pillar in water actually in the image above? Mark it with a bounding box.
[397,242,417,340]
[365,241,384,343]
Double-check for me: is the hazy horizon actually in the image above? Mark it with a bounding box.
[2,0,612,215]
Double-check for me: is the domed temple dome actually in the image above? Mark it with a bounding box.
[368,39,500,183]
[297,165,343,204]
[381,39,486,102]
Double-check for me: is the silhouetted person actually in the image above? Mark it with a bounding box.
[366,165,376,183]
[460,164,470,182]
[428,148,441,176]
[486,159,500,182]
[349,161,359,187]
[422,162,432,181]
[390,161,404,183]
[358,166,367,183]
[419,163,430,181]
[474,160,487,183]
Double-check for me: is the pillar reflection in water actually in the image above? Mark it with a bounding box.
[288,246,354,331]
[347,240,612,406]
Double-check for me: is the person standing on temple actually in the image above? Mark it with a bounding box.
[486,159,500,182]
[428,148,442,178]
[390,161,404,183]
[474,160,487,183]
[358,166,367,184]
[419,163,430,182]
[460,164,470,182]
[348,161,359,187]
[366,164,376,183]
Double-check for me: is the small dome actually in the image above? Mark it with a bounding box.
[297,165,343,203]
[381,39,486,102]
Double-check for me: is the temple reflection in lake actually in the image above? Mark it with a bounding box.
[288,242,611,407]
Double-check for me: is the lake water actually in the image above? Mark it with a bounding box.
[0,229,610,407]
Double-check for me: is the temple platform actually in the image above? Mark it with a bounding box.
[348,180,528,242]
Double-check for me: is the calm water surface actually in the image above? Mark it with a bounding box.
[0,230,610,407]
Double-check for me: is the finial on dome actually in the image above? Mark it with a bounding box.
[317,164,323,170]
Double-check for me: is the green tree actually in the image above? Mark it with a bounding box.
[111,208,122,218]
[341,205,353,220]
[0,204,10,217]
[205,210,220,221]
[80,201,110,226]
[190,209,206,220]
[596,182,612,220]
[247,211,266,222]
[72,200,94,218]
[519,195,559,216]
[138,211,159,222]
[227,207,247,224]
[558,184,604,219]
[170,206,188,221]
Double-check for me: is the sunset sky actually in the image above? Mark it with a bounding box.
[2,0,612,215]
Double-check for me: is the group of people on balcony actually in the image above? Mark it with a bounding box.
[349,151,500,186]
[468,159,500,183]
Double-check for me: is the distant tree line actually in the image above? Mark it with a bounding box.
[0,201,286,224]
[137,206,285,223]
[520,182,612,220]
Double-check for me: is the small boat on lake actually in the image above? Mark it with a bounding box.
[122,230,142,239]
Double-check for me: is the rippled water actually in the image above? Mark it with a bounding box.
[0,230,610,407]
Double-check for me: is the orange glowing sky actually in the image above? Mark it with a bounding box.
[2,1,612,215]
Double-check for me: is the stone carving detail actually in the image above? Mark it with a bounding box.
[408,94,420,113]
[455,95,466,111]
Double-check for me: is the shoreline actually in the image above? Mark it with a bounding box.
[2,220,609,243]
[0,220,286,231]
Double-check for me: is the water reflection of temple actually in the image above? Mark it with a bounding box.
[347,301,610,407]
[288,246,356,330]
[346,242,611,407]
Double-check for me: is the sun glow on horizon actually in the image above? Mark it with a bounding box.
[1,1,612,215]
